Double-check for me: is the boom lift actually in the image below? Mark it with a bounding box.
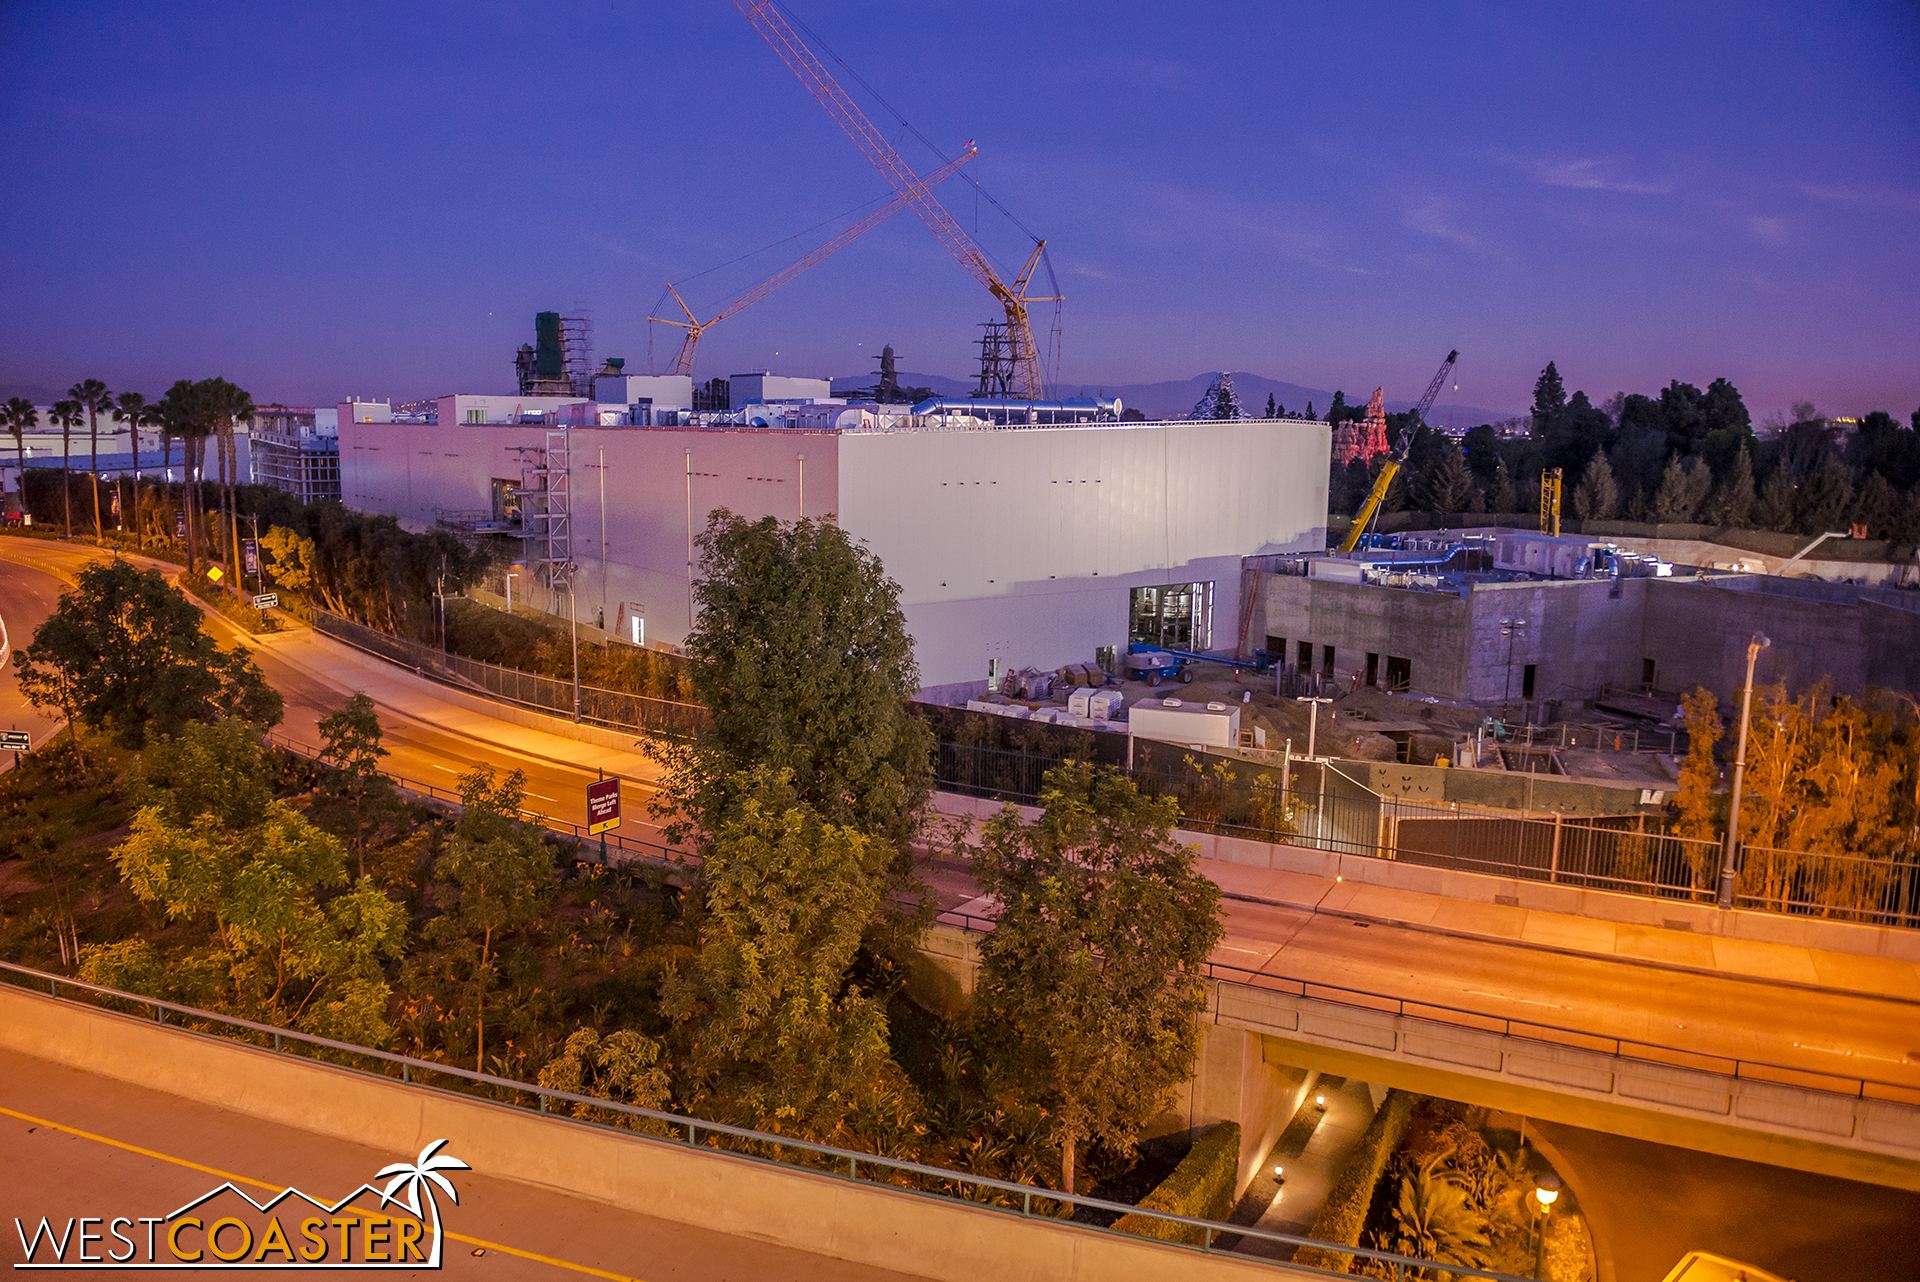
[1337,349,1459,555]
[650,148,974,377]
[736,0,1061,398]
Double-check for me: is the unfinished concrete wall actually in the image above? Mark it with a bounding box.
[1260,574,1471,697]
[1644,577,1920,699]
[1465,577,1649,704]
[1157,1023,1310,1202]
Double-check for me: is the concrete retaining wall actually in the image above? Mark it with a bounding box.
[928,793,1920,964]
[0,984,1316,1282]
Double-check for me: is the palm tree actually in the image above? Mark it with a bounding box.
[158,380,206,571]
[49,400,82,538]
[1389,1156,1493,1276]
[376,1140,469,1267]
[206,378,255,584]
[70,379,112,544]
[115,391,147,545]
[3,398,37,521]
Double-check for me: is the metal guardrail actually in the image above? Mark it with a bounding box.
[929,909,1920,1107]
[0,960,1533,1282]
[312,607,705,739]
[263,732,701,872]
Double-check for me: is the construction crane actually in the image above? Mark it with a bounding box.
[736,0,1060,399]
[1337,349,1460,555]
[650,147,973,377]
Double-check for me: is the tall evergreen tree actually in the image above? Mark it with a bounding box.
[1416,440,1476,514]
[1651,454,1713,524]
[1798,455,1856,534]
[1571,448,1619,521]
[1489,458,1518,514]
[1531,362,1567,434]
[1753,464,1797,531]
[1708,441,1757,528]
[1265,392,1276,418]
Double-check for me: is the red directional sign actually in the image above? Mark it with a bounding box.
[587,777,621,835]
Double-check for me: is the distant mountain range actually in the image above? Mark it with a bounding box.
[829,370,1514,430]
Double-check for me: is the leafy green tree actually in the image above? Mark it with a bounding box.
[536,1027,672,1130]
[969,761,1224,1194]
[69,378,113,544]
[319,692,391,878]
[1673,687,1725,892]
[662,767,899,1139]
[3,398,36,517]
[50,399,81,538]
[654,511,932,861]
[427,767,553,1071]
[13,559,282,746]
[83,722,406,1044]
[1571,449,1618,521]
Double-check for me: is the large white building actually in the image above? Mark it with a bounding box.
[338,410,1329,689]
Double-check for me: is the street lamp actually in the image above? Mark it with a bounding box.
[1532,1172,1562,1279]
[1717,632,1771,909]
[1296,696,1331,760]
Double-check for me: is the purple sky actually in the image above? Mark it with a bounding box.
[3,2,1916,422]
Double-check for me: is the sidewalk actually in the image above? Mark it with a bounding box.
[1204,858,1920,1004]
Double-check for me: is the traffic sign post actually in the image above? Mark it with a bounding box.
[0,731,30,752]
[587,777,621,839]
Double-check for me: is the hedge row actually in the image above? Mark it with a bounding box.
[1111,1121,1241,1244]
[1293,1088,1416,1272]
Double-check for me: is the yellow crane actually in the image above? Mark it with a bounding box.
[1338,349,1459,554]
[1540,468,1563,537]
[649,147,974,377]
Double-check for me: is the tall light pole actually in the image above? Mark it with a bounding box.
[1501,617,1528,711]
[1296,695,1331,760]
[1717,632,1770,909]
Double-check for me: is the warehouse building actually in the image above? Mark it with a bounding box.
[338,404,1330,689]
[1257,529,1920,708]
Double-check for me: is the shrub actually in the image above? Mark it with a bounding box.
[1111,1121,1241,1244]
[1294,1089,1416,1272]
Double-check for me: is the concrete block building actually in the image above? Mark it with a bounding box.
[1258,530,1920,706]
[338,409,1330,688]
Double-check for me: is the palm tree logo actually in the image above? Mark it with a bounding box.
[376,1139,470,1267]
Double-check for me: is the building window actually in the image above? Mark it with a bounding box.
[1366,652,1379,687]
[1297,640,1312,674]
[1385,656,1411,691]
[1128,582,1212,650]
[1523,664,1537,701]
[1321,644,1335,679]
[1266,635,1284,661]
[465,408,486,425]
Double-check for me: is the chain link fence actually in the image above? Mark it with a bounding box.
[313,608,705,739]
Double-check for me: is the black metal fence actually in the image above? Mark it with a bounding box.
[313,608,705,739]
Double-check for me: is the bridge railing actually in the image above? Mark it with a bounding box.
[0,960,1533,1282]
[929,908,1920,1107]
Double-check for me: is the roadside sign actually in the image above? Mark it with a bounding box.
[253,592,279,609]
[243,538,259,575]
[175,512,186,539]
[587,777,621,835]
[206,565,224,582]
[0,731,30,751]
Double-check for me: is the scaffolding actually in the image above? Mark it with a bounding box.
[972,320,1015,399]
[512,429,574,614]
[562,312,595,398]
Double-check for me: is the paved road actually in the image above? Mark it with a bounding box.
[0,542,70,759]
[0,1046,925,1281]
[8,535,1920,1101]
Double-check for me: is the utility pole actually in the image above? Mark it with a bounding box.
[1296,696,1331,760]
[569,577,582,723]
[1717,632,1770,909]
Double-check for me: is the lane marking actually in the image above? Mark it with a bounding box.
[1790,1042,1914,1066]
[0,1104,650,1281]
[1463,989,1567,1010]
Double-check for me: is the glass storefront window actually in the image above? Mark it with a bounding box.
[1129,581,1212,649]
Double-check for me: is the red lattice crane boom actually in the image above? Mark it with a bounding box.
[736,0,1058,399]
[651,148,973,377]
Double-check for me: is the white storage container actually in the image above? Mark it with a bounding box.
[1087,689,1124,720]
[1126,698,1241,749]
[1068,689,1092,717]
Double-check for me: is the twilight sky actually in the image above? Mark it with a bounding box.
[2,1,1916,422]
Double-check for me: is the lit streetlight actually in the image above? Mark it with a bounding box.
[1717,633,1771,908]
[1532,1171,1562,1279]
